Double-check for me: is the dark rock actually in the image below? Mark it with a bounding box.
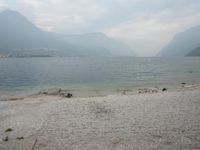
[65,93,73,98]
[16,137,24,140]
[2,136,8,142]
[162,88,167,91]
[181,82,186,85]
[60,92,73,98]
[5,128,12,132]
[186,47,200,57]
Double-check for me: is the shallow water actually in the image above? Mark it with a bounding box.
[0,57,200,97]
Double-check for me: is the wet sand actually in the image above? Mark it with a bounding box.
[0,87,200,150]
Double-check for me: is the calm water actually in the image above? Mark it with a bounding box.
[0,57,200,97]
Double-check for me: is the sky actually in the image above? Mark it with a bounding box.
[0,0,200,56]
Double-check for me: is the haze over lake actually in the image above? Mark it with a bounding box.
[1,1,200,150]
[0,57,200,97]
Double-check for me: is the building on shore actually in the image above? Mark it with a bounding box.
[0,54,10,58]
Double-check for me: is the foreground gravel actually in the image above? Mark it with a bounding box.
[0,89,200,150]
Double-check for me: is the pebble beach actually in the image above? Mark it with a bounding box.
[0,85,200,150]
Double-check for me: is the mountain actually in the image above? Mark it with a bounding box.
[64,33,134,56]
[158,26,200,57]
[0,10,134,57]
[186,47,200,56]
[0,10,73,56]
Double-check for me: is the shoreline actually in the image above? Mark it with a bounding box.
[0,83,200,101]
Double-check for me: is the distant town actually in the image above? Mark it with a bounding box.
[0,54,10,58]
[0,48,60,58]
[0,53,53,58]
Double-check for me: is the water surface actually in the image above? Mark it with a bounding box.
[0,57,200,97]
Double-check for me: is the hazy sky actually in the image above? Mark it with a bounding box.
[0,0,200,56]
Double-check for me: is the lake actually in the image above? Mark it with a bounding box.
[0,57,200,97]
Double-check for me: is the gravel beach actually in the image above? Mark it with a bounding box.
[0,87,200,150]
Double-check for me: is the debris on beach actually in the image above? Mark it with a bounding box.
[2,136,8,142]
[38,89,62,96]
[16,137,24,140]
[117,89,133,95]
[122,90,126,95]
[38,89,73,98]
[5,128,12,132]
[138,87,158,94]
[181,82,186,85]
[65,93,73,98]
[182,84,200,88]
[138,87,168,93]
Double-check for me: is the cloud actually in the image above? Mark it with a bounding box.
[0,1,8,10]
[18,0,111,33]
[105,2,200,56]
[34,13,87,33]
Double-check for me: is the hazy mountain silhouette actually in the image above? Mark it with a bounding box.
[186,47,200,56]
[0,10,134,57]
[64,33,134,56]
[158,25,200,57]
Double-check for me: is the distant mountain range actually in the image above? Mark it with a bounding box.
[0,10,135,57]
[158,26,200,57]
[186,47,200,56]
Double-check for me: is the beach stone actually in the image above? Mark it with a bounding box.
[16,137,24,140]
[0,89,200,149]
[64,93,73,98]
[162,88,167,91]
[2,136,8,142]
[5,128,12,132]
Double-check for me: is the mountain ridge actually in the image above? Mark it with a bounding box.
[0,10,135,57]
[158,25,200,57]
[186,47,200,56]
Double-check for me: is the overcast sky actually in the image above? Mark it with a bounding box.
[0,0,200,56]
